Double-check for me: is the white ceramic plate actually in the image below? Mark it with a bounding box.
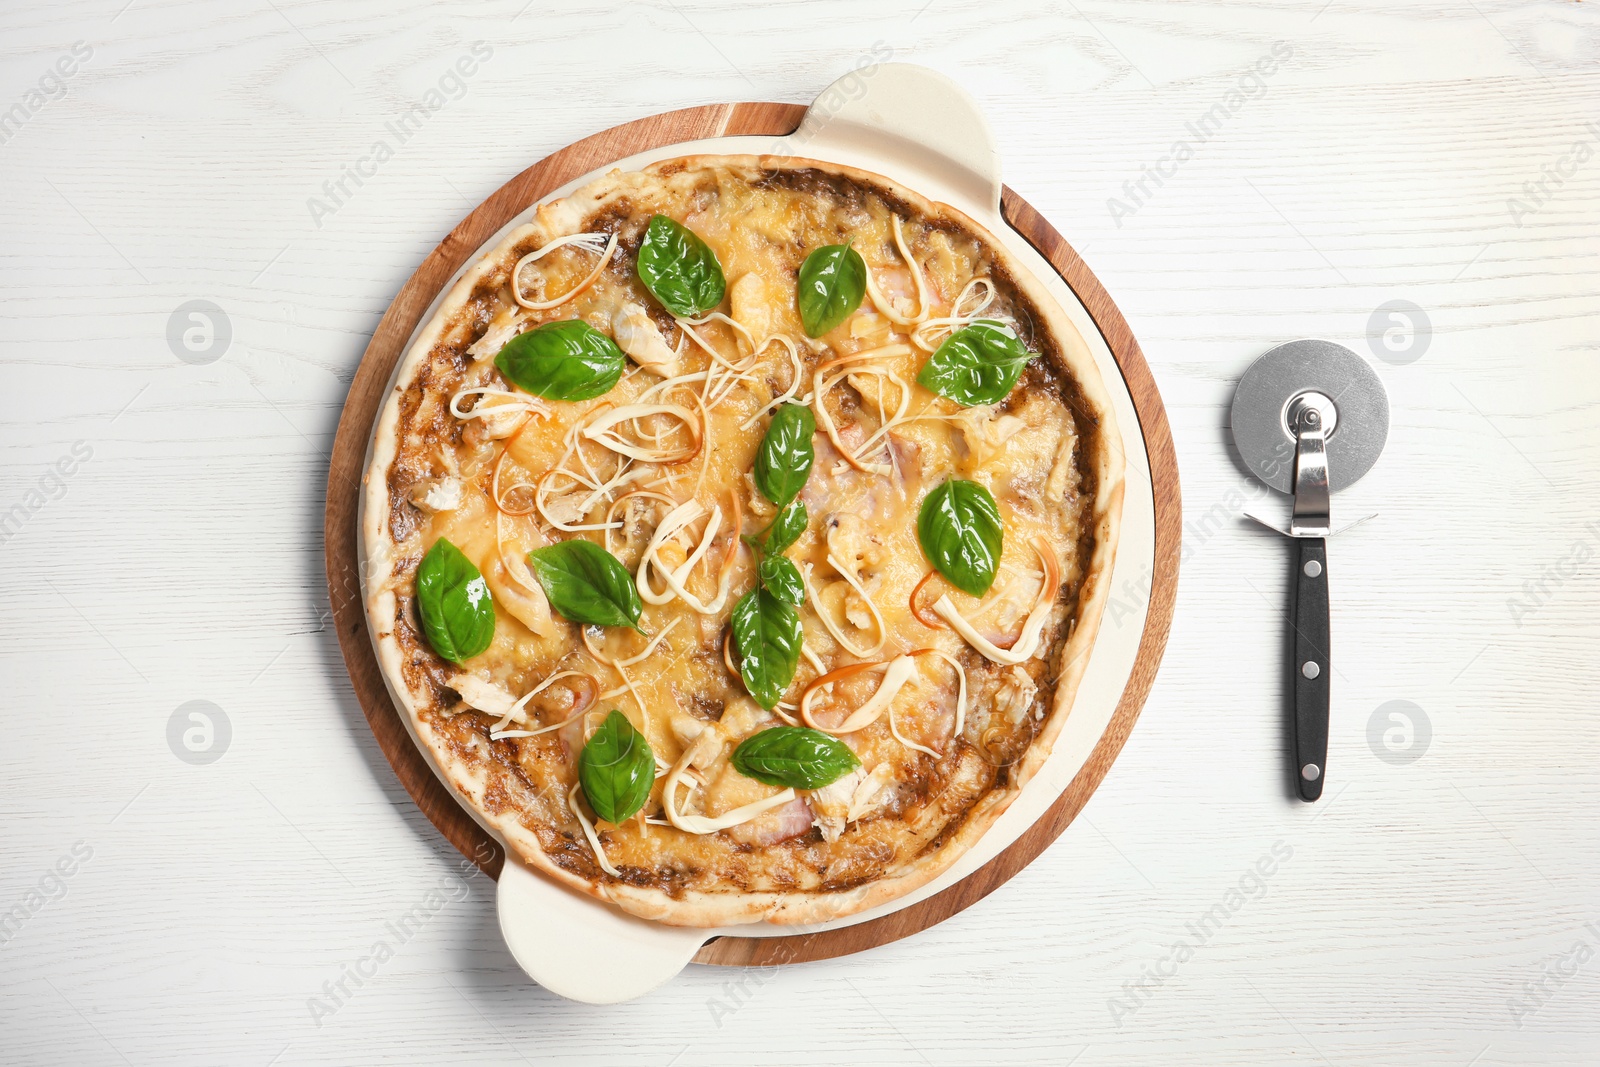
[361,63,1156,1003]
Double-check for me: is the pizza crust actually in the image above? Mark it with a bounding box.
[360,154,1124,927]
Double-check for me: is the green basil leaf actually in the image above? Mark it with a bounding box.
[528,540,643,630]
[635,214,726,318]
[753,403,816,508]
[579,710,656,824]
[731,588,803,710]
[757,554,804,608]
[796,242,867,338]
[415,537,496,663]
[917,478,1003,597]
[915,319,1033,407]
[494,319,624,402]
[732,726,861,790]
[758,498,808,555]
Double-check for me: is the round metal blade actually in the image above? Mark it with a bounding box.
[1230,338,1390,494]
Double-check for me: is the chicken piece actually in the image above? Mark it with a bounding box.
[825,513,884,582]
[611,302,682,377]
[448,674,517,717]
[466,307,524,362]
[409,476,461,512]
[954,406,1027,469]
[807,762,895,842]
[1046,431,1080,503]
[729,272,776,346]
[986,665,1038,726]
[482,554,554,636]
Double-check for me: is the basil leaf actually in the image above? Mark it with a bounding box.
[579,710,656,824]
[915,319,1033,407]
[415,537,496,663]
[917,479,1003,597]
[528,540,643,630]
[796,242,867,338]
[731,588,803,710]
[732,727,861,790]
[495,319,624,402]
[757,498,808,555]
[753,403,815,508]
[757,554,804,608]
[635,214,726,318]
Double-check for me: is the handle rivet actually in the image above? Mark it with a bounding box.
[1301,763,1321,781]
[1303,559,1322,578]
[1301,661,1321,679]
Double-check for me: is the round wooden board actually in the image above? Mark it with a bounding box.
[323,101,1181,969]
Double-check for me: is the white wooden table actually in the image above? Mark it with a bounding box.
[3,1,1597,1063]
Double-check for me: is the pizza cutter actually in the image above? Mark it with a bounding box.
[1230,339,1388,802]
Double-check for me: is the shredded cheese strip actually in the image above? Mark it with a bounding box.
[636,501,705,605]
[863,216,931,326]
[488,671,597,735]
[449,386,549,423]
[933,539,1061,665]
[908,648,968,751]
[662,734,797,835]
[636,499,739,614]
[581,403,702,465]
[827,554,888,655]
[511,232,617,311]
[601,490,677,558]
[582,616,682,668]
[676,316,755,374]
[802,562,885,659]
[737,336,810,431]
[909,277,996,352]
[568,783,621,877]
[811,344,912,476]
[491,419,543,516]
[533,468,628,531]
[800,655,919,735]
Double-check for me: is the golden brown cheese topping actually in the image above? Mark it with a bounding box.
[367,158,1113,924]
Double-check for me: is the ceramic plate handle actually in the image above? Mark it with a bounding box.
[789,63,1002,216]
[496,856,706,1004]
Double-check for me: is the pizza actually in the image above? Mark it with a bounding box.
[361,155,1124,926]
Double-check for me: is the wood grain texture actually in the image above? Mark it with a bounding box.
[7,3,1598,1062]
[322,104,1179,966]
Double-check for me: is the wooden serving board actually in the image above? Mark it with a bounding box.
[323,100,1181,969]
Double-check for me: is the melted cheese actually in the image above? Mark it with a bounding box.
[400,162,1091,889]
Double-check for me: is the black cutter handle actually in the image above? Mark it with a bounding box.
[1292,537,1330,801]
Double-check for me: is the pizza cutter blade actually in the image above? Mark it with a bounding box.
[1230,339,1389,802]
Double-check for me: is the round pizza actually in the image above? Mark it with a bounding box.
[361,155,1124,926]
